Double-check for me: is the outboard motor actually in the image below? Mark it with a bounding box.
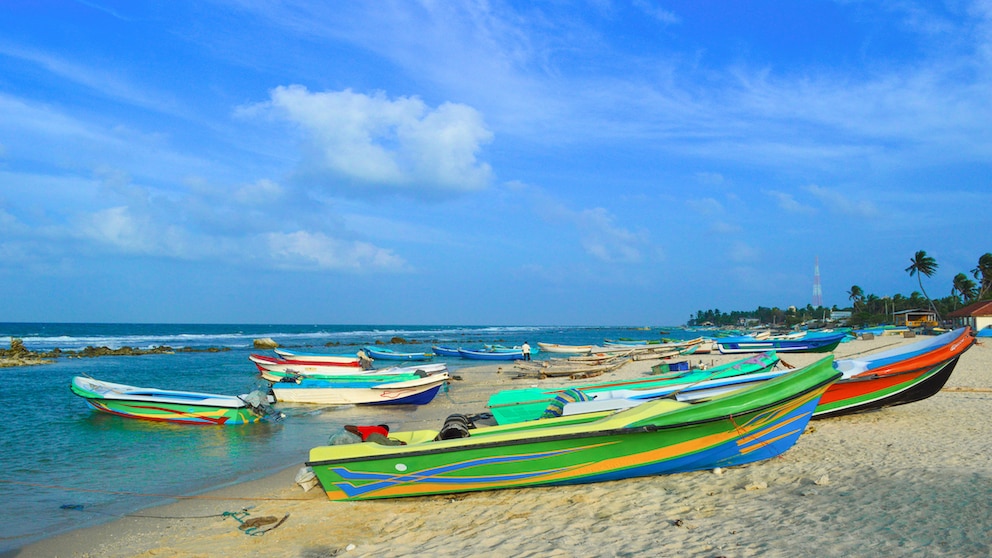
[436,413,475,440]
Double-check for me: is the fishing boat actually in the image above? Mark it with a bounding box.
[716,331,847,354]
[273,349,365,366]
[70,376,275,425]
[536,342,593,354]
[363,346,435,361]
[305,357,840,501]
[458,348,523,361]
[253,354,447,383]
[249,353,377,379]
[269,373,449,405]
[487,352,781,424]
[249,353,364,375]
[813,326,975,418]
[431,345,463,357]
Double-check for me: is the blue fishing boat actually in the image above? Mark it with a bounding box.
[458,348,523,360]
[363,346,435,361]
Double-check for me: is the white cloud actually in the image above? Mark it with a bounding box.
[804,184,878,217]
[686,197,724,215]
[632,0,680,25]
[264,230,408,272]
[576,207,645,263]
[233,179,283,205]
[765,190,815,213]
[728,240,760,264]
[243,86,494,195]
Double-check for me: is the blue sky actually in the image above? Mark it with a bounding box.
[1,1,990,325]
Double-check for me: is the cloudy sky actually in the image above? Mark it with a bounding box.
[1,1,990,325]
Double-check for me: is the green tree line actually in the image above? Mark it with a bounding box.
[688,251,992,329]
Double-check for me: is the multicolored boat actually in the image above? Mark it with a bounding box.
[305,356,839,501]
[253,354,447,383]
[486,351,781,424]
[813,326,975,418]
[70,376,274,425]
[716,331,848,354]
[270,373,450,405]
[273,348,365,366]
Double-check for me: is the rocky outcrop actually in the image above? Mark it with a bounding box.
[253,338,280,349]
[0,339,231,368]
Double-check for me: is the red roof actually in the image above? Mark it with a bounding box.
[946,300,992,318]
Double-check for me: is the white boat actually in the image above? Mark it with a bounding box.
[251,353,447,382]
[269,373,450,405]
[537,342,593,354]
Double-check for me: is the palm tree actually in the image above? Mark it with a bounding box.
[905,250,940,321]
[971,253,992,300]
[952,273,977,305]
[847,285,864,310]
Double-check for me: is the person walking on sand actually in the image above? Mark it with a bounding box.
[522,341,532,361]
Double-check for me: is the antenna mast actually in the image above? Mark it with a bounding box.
[812,256,823,308]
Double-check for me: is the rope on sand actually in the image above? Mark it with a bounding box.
[941,387,992,393]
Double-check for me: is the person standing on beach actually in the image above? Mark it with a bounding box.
[522,341,532,361]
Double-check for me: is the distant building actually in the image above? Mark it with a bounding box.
[892,309,938,328]
[829,310,851,321]
[946,300,992,332]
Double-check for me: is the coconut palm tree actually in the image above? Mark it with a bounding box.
[847,285,864,310]
[906,250,940,321]
[971,253,992,300]
[952,273,977,306]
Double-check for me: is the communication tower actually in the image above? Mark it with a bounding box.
[812,257,823,308]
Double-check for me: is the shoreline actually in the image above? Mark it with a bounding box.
[11,335,992,557]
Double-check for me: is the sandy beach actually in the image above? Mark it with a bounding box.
[12,334,992,558]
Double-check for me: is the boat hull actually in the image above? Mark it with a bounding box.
[458,349,522,360]
[717,333,845,354]
[70,377,266,425]
[270,376,448,405]
[487,352,780,424]
[307,359,838,500]
[814,327,974,418]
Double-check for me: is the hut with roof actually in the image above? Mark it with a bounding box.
[946,300,992,336]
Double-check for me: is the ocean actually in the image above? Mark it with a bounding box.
[0,323,695,552]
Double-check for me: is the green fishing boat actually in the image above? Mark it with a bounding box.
[487,351,781,424]
[306,356,839,501]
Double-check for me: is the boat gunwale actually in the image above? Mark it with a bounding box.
[306,372,840,467]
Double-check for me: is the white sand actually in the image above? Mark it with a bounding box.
[14,335,992,557]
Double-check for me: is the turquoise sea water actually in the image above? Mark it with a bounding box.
[0,323,695,552]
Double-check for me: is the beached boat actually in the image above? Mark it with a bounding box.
[813,326,975,418]
[253,354,447,383]
[305,357,840,501]
[431,345,463,357]
[716,331,847,354]
[273,349,365,366]
[70,376,275,425]
[249,353,375,378]
[458,348,523,361]
[249,353,365,375]
[488,352,782,424]
[269,373,449,405]
[537,342,593,354]
[363,346,435,361]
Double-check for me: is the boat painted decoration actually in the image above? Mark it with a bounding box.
[486,352,781,424]
[813,326,975,418]
[70,376,274,425]
[716,332,847,354]
[306,357,839,500]
[270,373,450,405]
